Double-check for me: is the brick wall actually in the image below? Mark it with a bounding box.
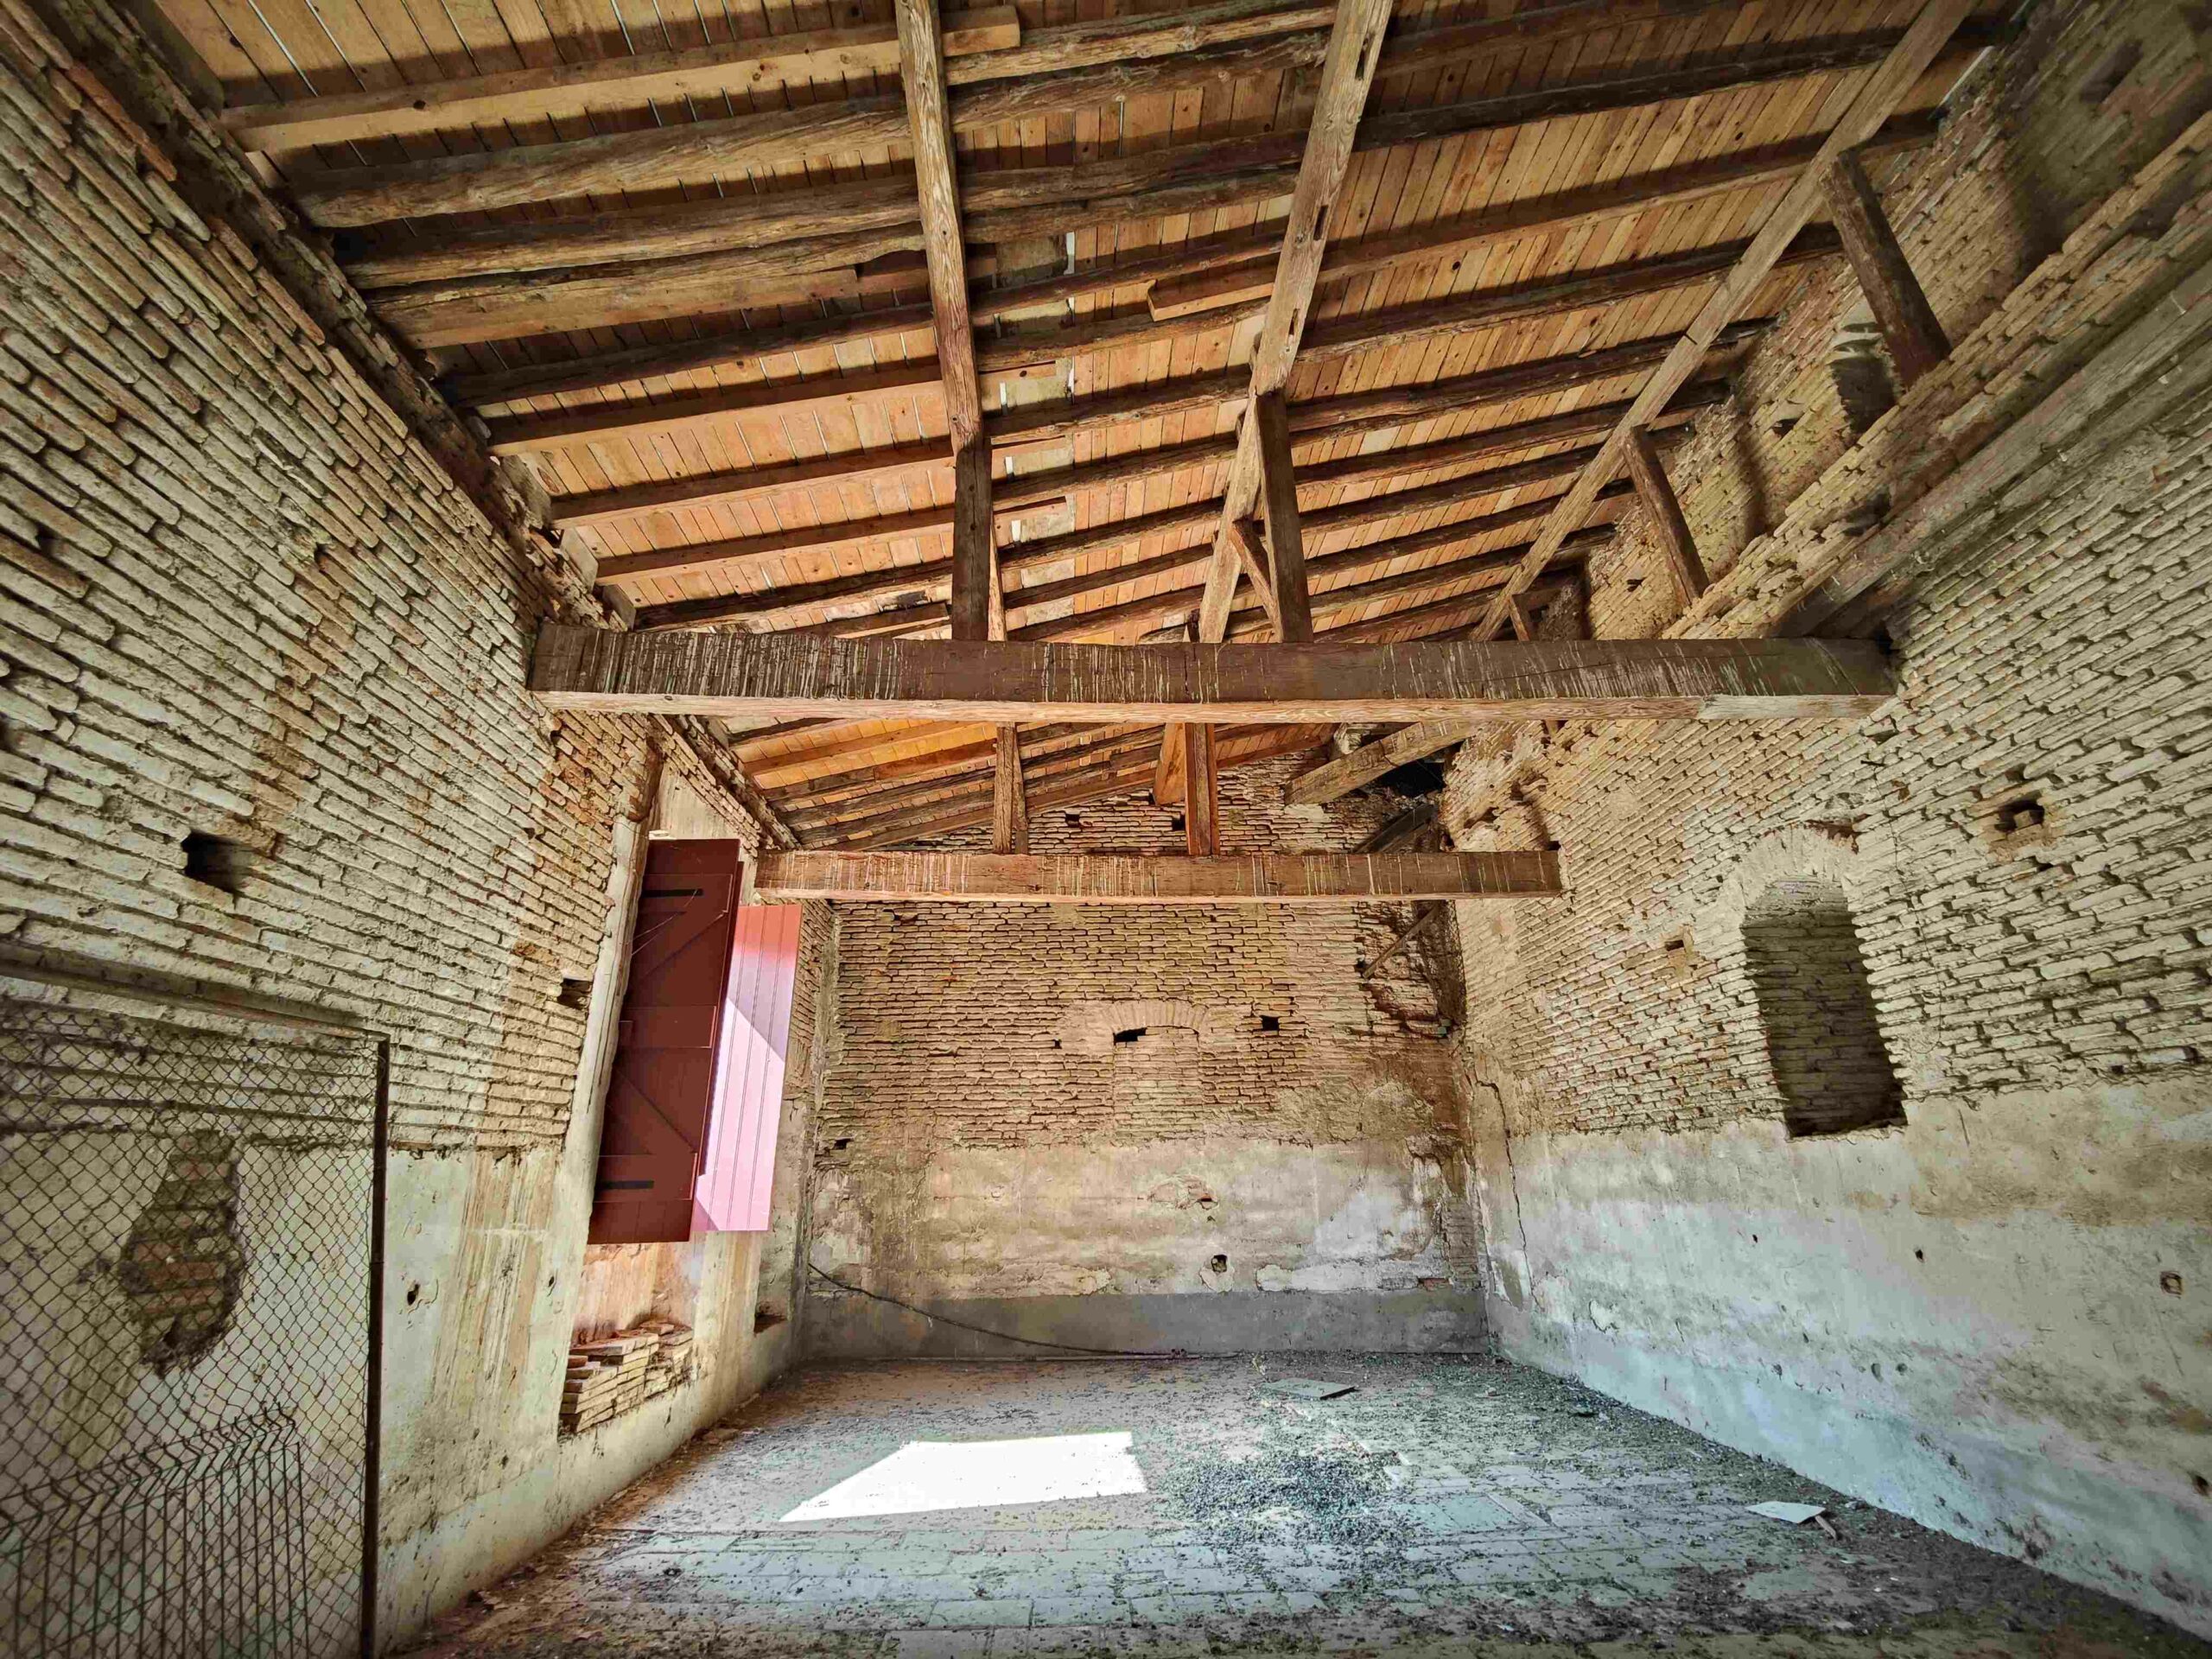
[0,3,817,1640]
[804,757,1488,1357]
[1440,0,2212,1632]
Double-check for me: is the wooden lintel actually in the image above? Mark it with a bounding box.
[530,626,1894,724]
[750,850,1564,904]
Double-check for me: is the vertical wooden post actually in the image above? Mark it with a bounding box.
[1818,147,1950,388]
[1182,723,1219,855]
[1229,517,1281,635]
[992,724,1027,852]
[1624,426,1709,601]
[950,440,994,641]
[1254,391,1313,642]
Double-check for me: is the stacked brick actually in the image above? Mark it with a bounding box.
[559,1321,696,1435]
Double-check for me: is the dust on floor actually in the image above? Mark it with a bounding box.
[406,1355,2209,1658]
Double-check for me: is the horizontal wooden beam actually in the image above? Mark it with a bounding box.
[827,721,1329,847]
[1147,113,1940,318]
[221,9,1020,151]
[751,849,1564,903]
[354,22,1989,346]
[531,626,1894,723]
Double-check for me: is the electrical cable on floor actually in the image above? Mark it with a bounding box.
[806,1263,1184,1359]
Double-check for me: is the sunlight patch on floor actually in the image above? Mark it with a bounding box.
[779,1432,1146,1522]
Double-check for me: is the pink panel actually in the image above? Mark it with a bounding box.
[693,901,802,1235]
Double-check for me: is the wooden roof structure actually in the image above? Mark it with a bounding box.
[166,0,1996,849]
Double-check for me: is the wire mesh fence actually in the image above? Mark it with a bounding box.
[0,979,385,1658]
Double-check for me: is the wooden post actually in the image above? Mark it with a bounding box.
[1624,425,1709,601]
[1183,724,1220,855]
[1229,518,1281,634]
[950,440,995,640]
[1255,391,1313,642]
[1818,146,1950,388]
[992,724,1027,852]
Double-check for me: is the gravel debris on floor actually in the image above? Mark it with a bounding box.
[402,1353,2212,1659]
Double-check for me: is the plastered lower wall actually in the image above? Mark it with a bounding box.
[804,760,1488,1357]
[1445,1,2212,1634]
[0,6,823,1642]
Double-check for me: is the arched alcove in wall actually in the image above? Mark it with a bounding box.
[1741,877,1904,1137]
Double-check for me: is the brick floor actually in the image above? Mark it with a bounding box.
[414,1357,2209,1657]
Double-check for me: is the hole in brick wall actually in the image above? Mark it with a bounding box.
[1993,794,2045,836]
[117,1130,244,1372]
[1168,813,1185,833]
[2078,39,2142,107]
[558,976,593,1009]
[1209,1254,1229,1274]
[1745,878,1905,1138]
[1370,758,1446,798]
[181,831,251,896]
[1065,813,1084,829]
[755,1305,790,1333]
[1258,1014,1281,1033]
[1113,1027,1146,1045]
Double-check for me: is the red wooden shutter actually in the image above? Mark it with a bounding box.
[694,903,801,1234]
[588,841,744,1244]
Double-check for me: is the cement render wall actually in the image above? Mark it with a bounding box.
[804,759,1488,1357]
[0,6,825,1642]
[1446,2,2212,1635]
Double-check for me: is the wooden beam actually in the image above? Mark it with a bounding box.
[1818,146,1952,388]
[750,850,1563,903]
[828,721,1329,849]
[1183,726,1221,855]
[614,385,1700,620]
[1624,426,1709,600]
[992,726,1028,852]
[287,29,1317,230]
[1255,391,1313,643]
[1228,518,1281,635]
[546,441,954,531]
[484,361,944,455]
[1195,0,1395,643]
[950,443,996,641]
[220,9,1020,151]
[1146,114,1941,319]
[482,234,1796,466]
[1465,0,1980,644]
[901,0,982,455]
[530,626,1895,724]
